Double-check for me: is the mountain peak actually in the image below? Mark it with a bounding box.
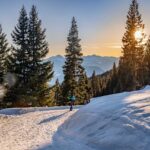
[47,55,119,85]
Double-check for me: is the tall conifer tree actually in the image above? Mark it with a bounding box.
[28,5,53,105]
[143,37,150,84]
[5,6,30,105]
[6,6,53,106]
[10,6,29,84]
[62,17,85,104]
[0,25,9,84]
[118,0,145,91]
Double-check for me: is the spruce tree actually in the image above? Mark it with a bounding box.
[10,6,29,84]
[91,71,100,97]
[28,5,53,105]
[143,37,150,84]
[118,0,145,91]
[54,79,62,106]
[108,63,118,94]
[0,25,9,84]
[62,17,85,104]
[5,6,29,106]
[77,73,91,104]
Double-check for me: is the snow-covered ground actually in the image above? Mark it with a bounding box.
[0,107,79,150]
[0,87,150,150]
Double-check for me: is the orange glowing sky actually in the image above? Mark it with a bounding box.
[46,0,150,57]
[0,0,150,57]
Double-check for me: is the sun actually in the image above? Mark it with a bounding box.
[134,30,143,40]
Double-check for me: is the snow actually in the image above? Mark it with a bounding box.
[0,107,79,150]
[0,86,150,150]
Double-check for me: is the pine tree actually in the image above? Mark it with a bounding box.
[106,63,118,94]
[62,17,85,104]
[91,71,100,97]
[102,77,109,95]
[118,0,145,91]
[5,6,53,107]
[77,73,91,104]
[10,6,29,84]
[54,79,62,106]
[5,6,29,106]
[28,5,53,105]
[0,25,9,84]
[110,63,118,93]
[143,37,150,84]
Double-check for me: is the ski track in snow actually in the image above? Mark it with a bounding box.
[0,87,150,150]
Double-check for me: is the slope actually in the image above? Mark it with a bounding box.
[48,86,150,150]
[0,87,150,150]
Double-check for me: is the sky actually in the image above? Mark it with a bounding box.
[0,0,150,57]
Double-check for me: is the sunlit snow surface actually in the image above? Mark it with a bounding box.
[0,87,150,150]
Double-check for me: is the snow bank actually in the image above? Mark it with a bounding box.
[48,86,150,150]
[0,86,150,150]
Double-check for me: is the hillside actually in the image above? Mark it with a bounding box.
[47,55,119,84]
[0,87,150,150]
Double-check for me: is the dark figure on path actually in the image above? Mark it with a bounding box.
[84,99,90,105]
[87,99,90,104]
[69,95,76,111]
[84,94,91,104]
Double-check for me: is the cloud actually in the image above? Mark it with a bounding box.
[104,43,122,49]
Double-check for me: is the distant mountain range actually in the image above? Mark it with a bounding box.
[47,55,119,85]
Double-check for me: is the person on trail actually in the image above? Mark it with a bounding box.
[84,94,91,104]
[87,99,90,104]
[84,99,90,105]
[69,95,76,111]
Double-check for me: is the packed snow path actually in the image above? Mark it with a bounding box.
[0,87,150,150]
[0,107,78,150]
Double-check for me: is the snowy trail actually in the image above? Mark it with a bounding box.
[0,107,78,150]
[0,87,150,150]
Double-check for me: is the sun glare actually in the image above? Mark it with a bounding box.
[134,30,143,40]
